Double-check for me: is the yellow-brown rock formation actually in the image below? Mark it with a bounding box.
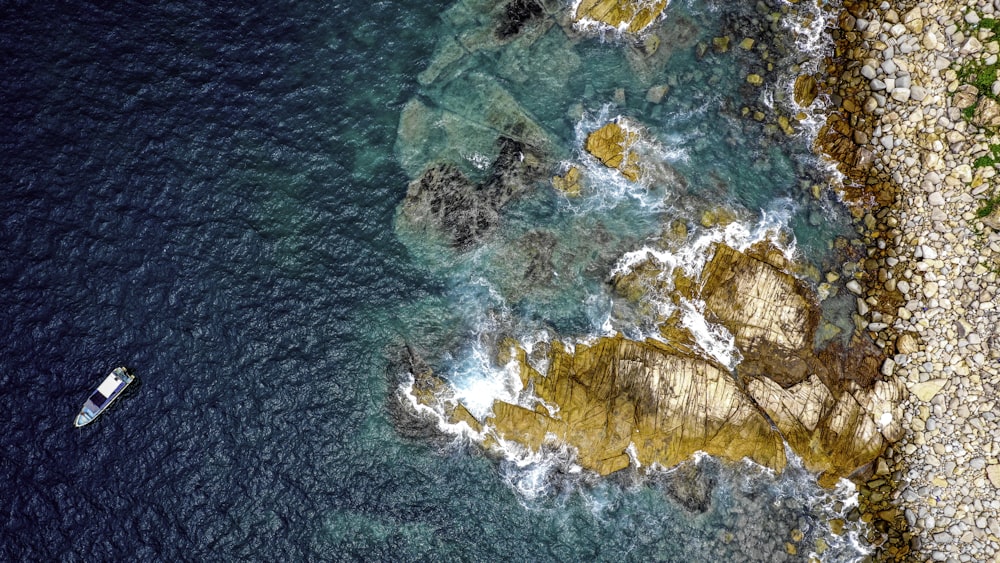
[574,0,669,34]
[404,243,903,484]
[551,166,582,196]
[585,120,642,182]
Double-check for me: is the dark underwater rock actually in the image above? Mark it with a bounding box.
[495,0,544,39]
[400,137,543,249]
[659,460,717,514]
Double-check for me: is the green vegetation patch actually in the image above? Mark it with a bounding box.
[974,144,1000,168]
[962,105,978,122]
[979,17,1000,36]
[976,193,1000,219]
[957,60,1000,96]
[954,12,1000,112]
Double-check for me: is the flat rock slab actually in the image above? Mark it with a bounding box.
[909,378,948,402]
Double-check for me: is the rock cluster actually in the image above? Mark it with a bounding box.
[817,0,1000,560]
[404,243,904,484]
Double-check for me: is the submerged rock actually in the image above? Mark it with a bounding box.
[658,460,717,514]
[495,0,544,39]
[398,137,543,249]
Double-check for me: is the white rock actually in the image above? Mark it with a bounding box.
[954,164,973,184]
[923,281,938,298]
[846,280,863,295]
[922,245,938,260]
[962,37,984,55]
[924,152,943,170]
[928,191,946,206]
[892,88,911,102]
[923,31,939,50]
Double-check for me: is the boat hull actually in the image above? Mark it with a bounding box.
[74,367,135,427]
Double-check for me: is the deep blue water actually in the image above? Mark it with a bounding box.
[1,1,867,561]
[1,1,440,559]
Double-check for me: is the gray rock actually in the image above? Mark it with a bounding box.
[929,192,946,206]
[933,532,954,543]
[399,138,542,249]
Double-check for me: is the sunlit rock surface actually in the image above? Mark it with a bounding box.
[488,336,787,476]
[402,243,902,483]
[573,0,669,34]
[793,74,819,108]
[585,120,642,182]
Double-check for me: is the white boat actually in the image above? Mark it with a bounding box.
[74,367,135,427]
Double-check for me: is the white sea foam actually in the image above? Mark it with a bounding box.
[679,298,742,369]
[583,293,616,336]
[496,437,583,502]
[398,373,482,440]
[611,198,799,283]
[564,105,689,214]
[604,199,799,349]
[776,0,838,144]
[464,151,492,170]
[449,345,523,420]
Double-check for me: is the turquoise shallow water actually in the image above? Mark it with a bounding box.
[1,0,870,560]
[382,0,871,560]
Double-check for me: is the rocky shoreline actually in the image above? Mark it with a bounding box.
[818,0,1000,560]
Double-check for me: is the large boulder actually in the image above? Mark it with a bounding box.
[747,374,904,486]
[794,74,819,108]
[486,336,787,475]
[973,96,1000,129]
[495,0,544,39]
[701,243,821,386]
[585,120,642,182]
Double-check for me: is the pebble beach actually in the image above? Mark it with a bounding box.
[821,0,1000,560]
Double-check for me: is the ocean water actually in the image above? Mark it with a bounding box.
[0,0,869,561]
